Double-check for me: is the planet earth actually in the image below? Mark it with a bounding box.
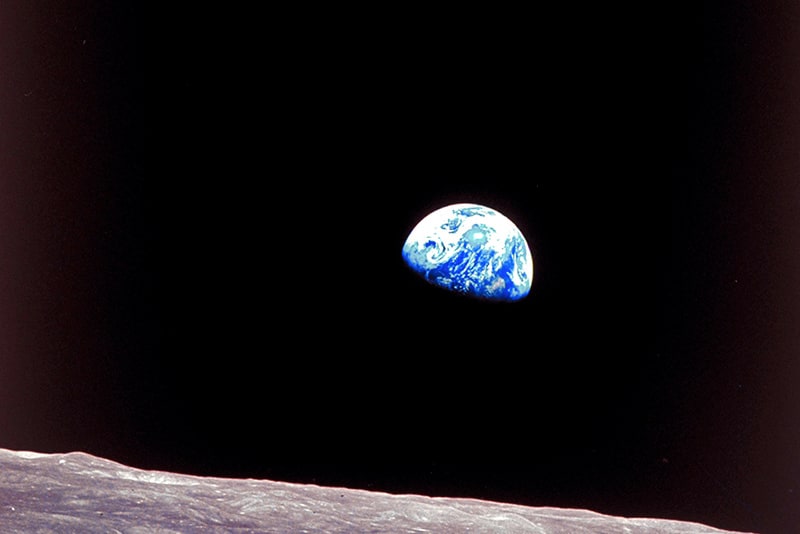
[402,203,533,301]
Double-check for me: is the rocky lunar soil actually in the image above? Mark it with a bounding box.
[0,448,755,533]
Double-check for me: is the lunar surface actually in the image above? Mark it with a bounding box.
[403,203,533,301]
[0,448,754,533]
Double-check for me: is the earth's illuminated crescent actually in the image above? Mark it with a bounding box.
[402,203,533,301]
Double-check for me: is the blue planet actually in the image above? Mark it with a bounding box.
[402,203,533,301]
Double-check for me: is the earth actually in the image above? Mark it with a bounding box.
[402,203,533,301]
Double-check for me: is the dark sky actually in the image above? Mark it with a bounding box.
[2,3,798,533]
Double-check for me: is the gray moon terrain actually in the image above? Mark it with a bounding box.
[0,448,755,533]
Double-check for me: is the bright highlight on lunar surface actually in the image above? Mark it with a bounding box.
[402,203,533,301]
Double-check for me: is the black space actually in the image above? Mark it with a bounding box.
[2,3,798,533]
